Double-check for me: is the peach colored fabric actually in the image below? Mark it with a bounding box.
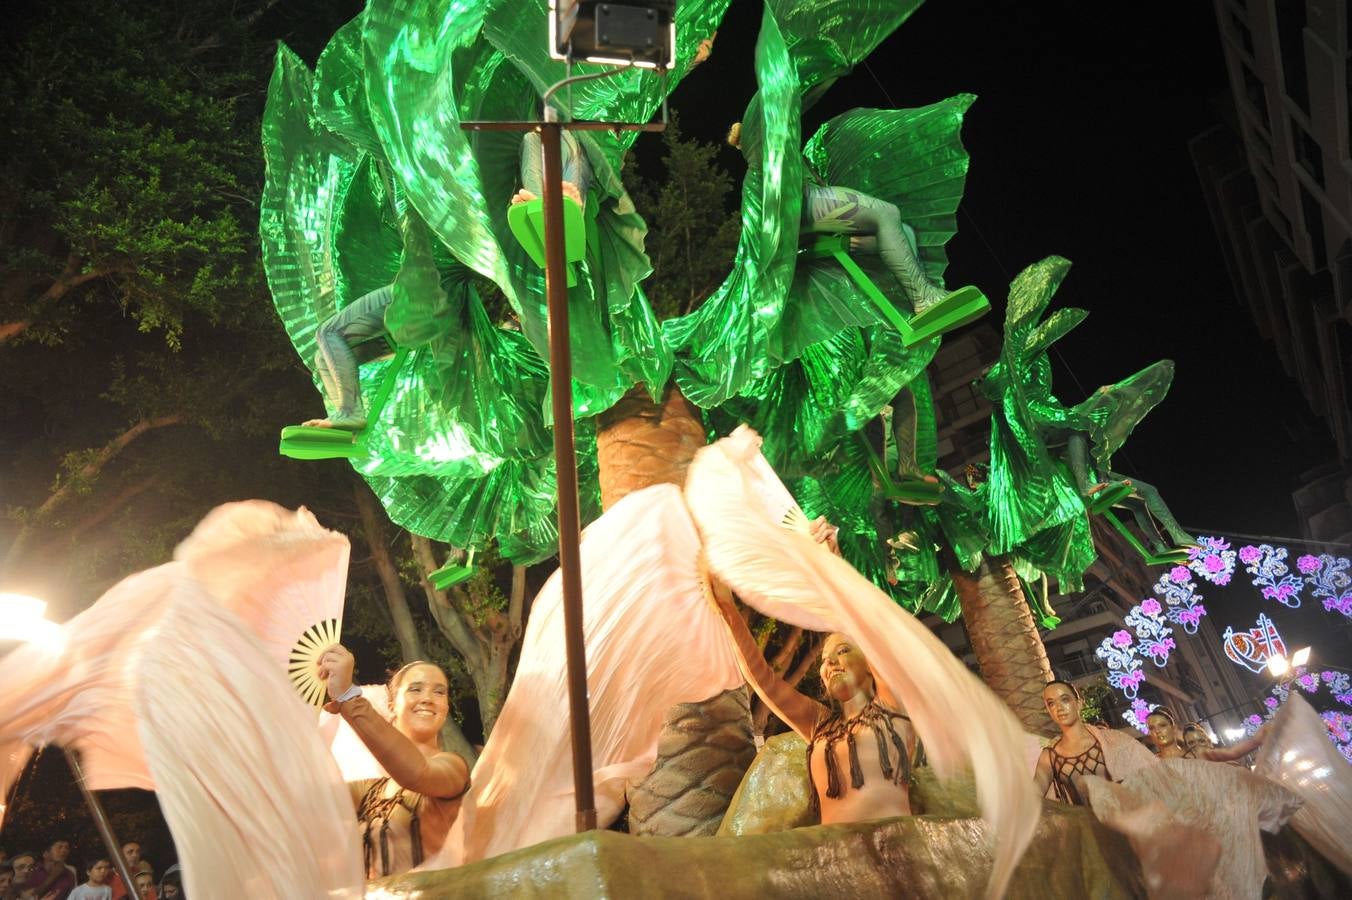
[685,426,1040,898]
[1086,758,1301,900]
[0,506,363,899]
[437,482,744,864]
[1252,694,1352,875]
[431,427,1037,899]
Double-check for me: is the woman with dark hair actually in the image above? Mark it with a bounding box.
[708,518,920,823]
[1180,723,1214,759]
[318,647,470,878]
[1033,680,1157,806]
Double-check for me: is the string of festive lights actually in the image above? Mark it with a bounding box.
[1092,534,1351,737]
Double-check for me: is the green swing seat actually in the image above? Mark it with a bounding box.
[1083,480,1191,566]
[857,434,945,507]
[507,196,587,286]
[428,548,476,590]
[801,234,989,347]
[279,338,411,462]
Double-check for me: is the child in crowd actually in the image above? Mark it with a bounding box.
[67,858,113,900]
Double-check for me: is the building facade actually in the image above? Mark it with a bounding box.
[1191,0,1352,545]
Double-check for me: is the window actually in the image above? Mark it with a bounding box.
[1275,0,1310,114]
[1230,10,1255,58]
[1301,186,1328,270]
[1293,123,1324,190]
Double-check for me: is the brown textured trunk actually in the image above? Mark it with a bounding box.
[950,554,1056,735]
[353,479,426,664]
[626,687,757,837]
[598,384,755,835]
[596,384,707,509]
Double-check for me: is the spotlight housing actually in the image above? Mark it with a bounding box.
[550,1,677,69]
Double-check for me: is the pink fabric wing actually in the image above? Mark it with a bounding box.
[1086,758,1301,900]
[0,564,180,814]
[134,582,363,899]
[1253,694,1352,875]
[437,483,743,865]
[173,501,350,681]
[685,426,1041,899]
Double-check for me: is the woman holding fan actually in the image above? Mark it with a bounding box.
[318,648,470,878]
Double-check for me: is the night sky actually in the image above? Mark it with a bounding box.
[653,0,1347,667]
[661,0,1339,544]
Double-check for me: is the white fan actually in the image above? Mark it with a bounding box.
[781,504,815,536]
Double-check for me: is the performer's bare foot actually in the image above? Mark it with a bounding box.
[693,33,716,66]
[301,414,367,431]
[510,181,583,207]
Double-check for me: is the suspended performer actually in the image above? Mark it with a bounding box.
[301,134,591,431]
[318,646,471,878]
[727,121,962,321]
[710,518,921,823]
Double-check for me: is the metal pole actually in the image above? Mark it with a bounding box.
[63,747,142,896]
[539,112,597,832]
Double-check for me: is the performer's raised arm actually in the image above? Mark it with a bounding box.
[708,574,827,740]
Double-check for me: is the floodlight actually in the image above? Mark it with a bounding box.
[1266,654,1289,677]
[1290,646,1311,667]
[550,1,677,69]
[0,592,47,623]
[1223,728,1246,741]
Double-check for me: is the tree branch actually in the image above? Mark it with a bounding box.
[352,478,426,663]
[3,415,182,569]
[508,564,527,637]
[0,322,29,344]
[767,625,804,675]
[410,535,485,670]
[29,474,161,560]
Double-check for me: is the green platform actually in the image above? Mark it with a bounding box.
[801,234,989,347]
[507,195,586,287]
[279,347,410,462]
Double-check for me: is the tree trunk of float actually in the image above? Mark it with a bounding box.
[596,384,756,836]
[950,554,1057,735]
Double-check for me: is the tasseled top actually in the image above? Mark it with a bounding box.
[356,777,423,877]
[806,699,914,819]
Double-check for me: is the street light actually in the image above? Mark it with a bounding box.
[0,593,139,894]
[1266,646,1312,678]
[0,593,64,649]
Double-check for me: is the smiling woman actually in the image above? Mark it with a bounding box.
[318,646,471,878]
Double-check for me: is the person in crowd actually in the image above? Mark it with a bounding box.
[65,858,112,900]
[28,840,75,900]
[1181,722,1214,758]
[107,842,148,900]
[1146,708,1187,759]
[709,518,923,823]
[153,866,179,900]
[131,873,153,900]
[5,852,38,900]
[0,861,14,899]
[1033,680,1158,805]
[317,647,471,878]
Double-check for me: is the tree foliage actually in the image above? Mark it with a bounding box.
[625,115,740,321]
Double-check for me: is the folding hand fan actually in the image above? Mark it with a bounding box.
[174,501,351,707]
